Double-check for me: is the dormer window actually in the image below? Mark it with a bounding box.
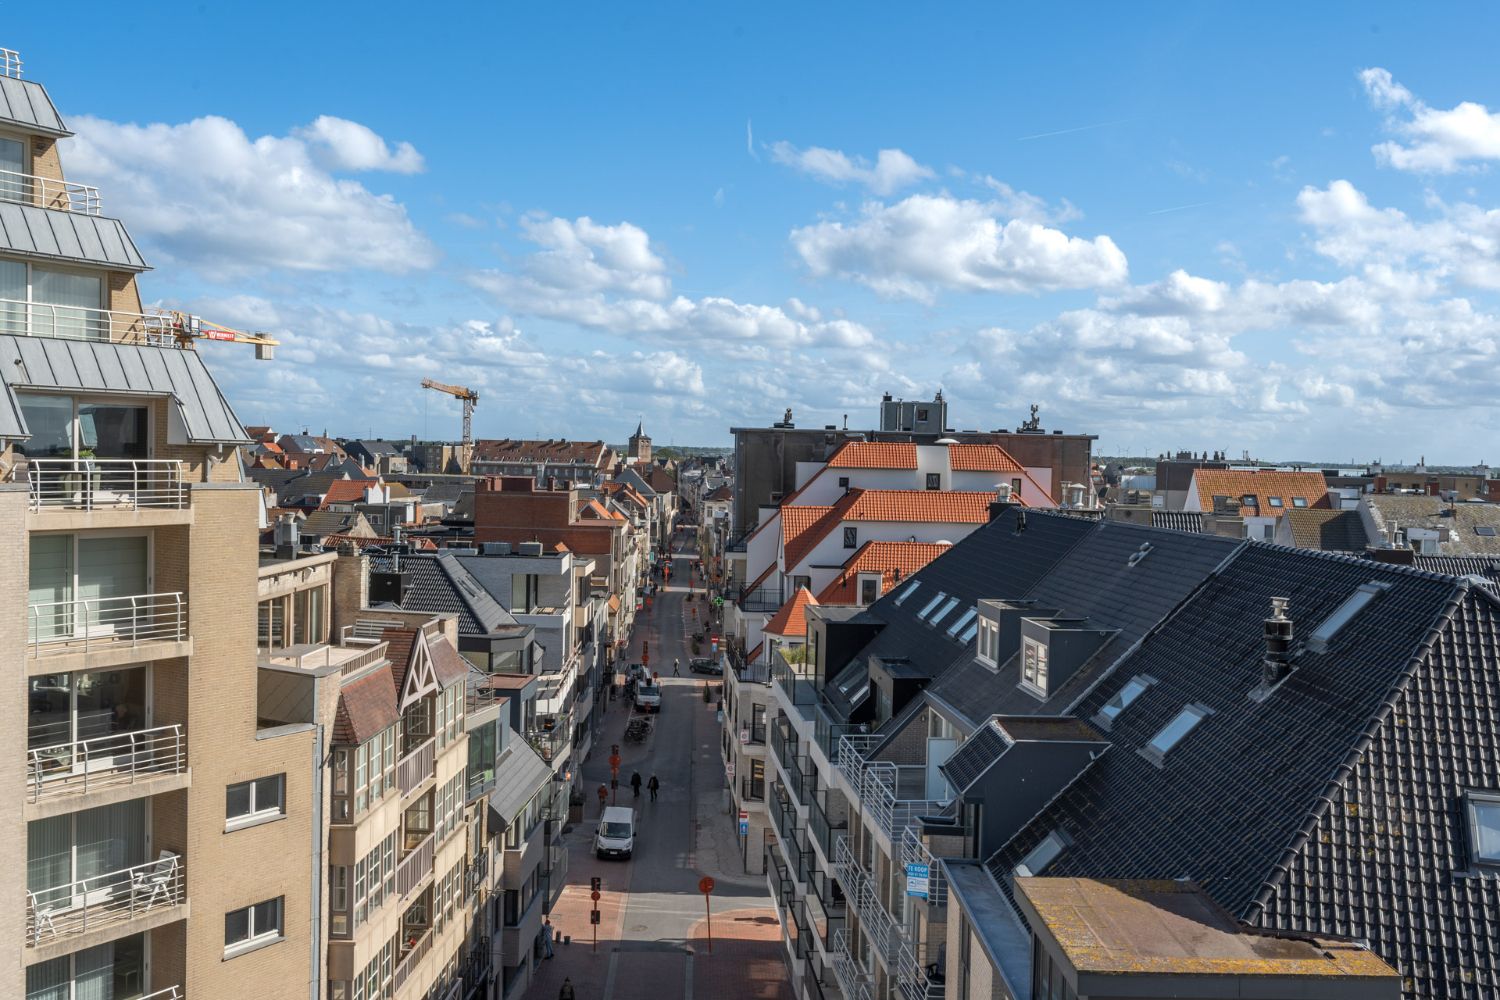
[843,526,858,549]
[893,580,920,606]
[977,619,999,667]
[1092,674,1157,731]
[1014,829,1068,878]
[1465,791,1500,868]
[925,473,941,490]
[857,574,881,606]
[1020,638,1049,697]
[1141,704,1212,764]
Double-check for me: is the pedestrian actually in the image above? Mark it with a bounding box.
[673,657,681,677]
[631,771,642,798]
[648,774,660,801]
[597,783,608,813]
[559,977,575,1000]
[543,917,554,958]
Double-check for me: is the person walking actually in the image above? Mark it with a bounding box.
[648,774,660,802]
[543,917,554,958]
[673,657,681,677]
[559,978,576,1000]
[630,771,642,798]
[597,783,608,814]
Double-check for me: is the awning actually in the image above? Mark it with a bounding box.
[487,742,552,825]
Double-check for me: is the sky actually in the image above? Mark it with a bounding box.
[13,4,1500,461]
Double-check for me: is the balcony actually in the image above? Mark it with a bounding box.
[0,297,180,348]
[832,838,902,967]
[900,825,947,908]
[837,734,945,844]
[739,585,783,613]
[27,853,185,946]
[140,990,184,1000]
[25,458,187,512]
[395,831,435,898]
[771,650,818,709]
[397,737,436,798]
[27,723,186,803]
[392,922,435,993]
[525,724,561,764]
[787,754,817,810]
[810,790,850,862]
[896,938,945,1000]
[0,168,102,214]
[770,717,800,777]
[28,592,187,658]
[830,929,874,1000]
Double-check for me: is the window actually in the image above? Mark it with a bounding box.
[1465,791,1500,867]
[858,575,880,606]
[892,580,921,606]
[976,619,998,666]
[1020,638,1049,695]
[1242,494,1258,507]
[1292,497,1308,508]
[1267,496,1284,508]
[1477,526,1499,537]
[917,591,947,620]
[1093,675,1156,730]
[925,473,941,490]
[959,619,979,644]
[225,897,283,955]
[1014,829,1068,877]
[837,476,850,489]
[1308,581,1389,653]
[947,607,978,639]
[226,774,285,829]
[843,526,858,549]
[916,408,929,421]
[28,533,150,644]
[1143,704,1211,762]
[0,265,106,341]
[1011,477,1023,496]
[929,596,960,626]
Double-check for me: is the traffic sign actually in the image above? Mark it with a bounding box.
[591,890,601,902]
[699,876,715,894]
[738,810,749,836]
[590,910,601,925]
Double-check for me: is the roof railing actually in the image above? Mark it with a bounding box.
[0,298,178,348]
[1,48,21,79]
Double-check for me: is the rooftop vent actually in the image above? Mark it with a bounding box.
[1262,597,1294,687]
[1127,542,1154,567]
[518,541,545,557]
[482,542,513,556]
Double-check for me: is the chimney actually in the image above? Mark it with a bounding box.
[274,513,300,560]
[1262,597,1293,687]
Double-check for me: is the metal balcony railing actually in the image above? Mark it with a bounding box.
[770,717,800,777]
[27,723,186,802]
[140,988,183,1000]
[810,791,849,862]
[771,650,818,707]
[396,831,435,898]
[28,592,187,656]
[837,734,944,842]
[897,938,946,1000]
[0,168,101,214]
[393,923,435,992]
[398,737,436,797]
[739,585,783,613]
[24,458,187,511]
[0,297,179,347]
[832,838,902,967]
[787,754,816,810]
[900,825,948,908]
[830,929,873,1000]
[0,48,20,78]
[27,852,185,945]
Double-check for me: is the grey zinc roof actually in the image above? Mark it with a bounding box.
[0,203,147,270]
[368,550,528,639]
[0,77,68,135]
[0,334,250,444]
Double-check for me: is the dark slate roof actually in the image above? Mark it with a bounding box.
[351,439,404,456]
[0,203,147,270]
[0,334,249,444]
[1412,554,1500,592]
[985,546,1466,930]
[368,550,528,639]
[417,480,472,504]
[1150,510,1206,533]
[824,507,1098,719]
[1285,509,1369,552]
[927,518,1241,730]
[247,467,310,495]
[301,509,367,539]
[279,472,350,507]
[0,76,68,135]
[942,718,1009,793]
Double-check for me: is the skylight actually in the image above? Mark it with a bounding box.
[959,620,979,644]
[1094,674,1157,730]
[1466,791,1500,867]
[1143,704,1210,761]
[1307,581,1390,653]
[893,580,921,606]
[929,597,960,626]
[947,607,978,638]
[1014,829,1068,878]
[917,592,947,620]
[1476,526,1498,537]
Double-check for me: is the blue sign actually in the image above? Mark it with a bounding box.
[905,862,930,899]
[739,817,749,836]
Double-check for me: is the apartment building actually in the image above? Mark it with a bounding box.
[469,440,615,486]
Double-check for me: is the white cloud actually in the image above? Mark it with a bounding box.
[770,142,934,195]
[1360,67,1500,173]
[790,194,1128,301]
[470,213,877,352]
[66,114,437,276]
[293,115,425,174]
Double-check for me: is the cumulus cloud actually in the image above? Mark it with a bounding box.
[65,114,437,276]
[790,194,1128,301]
[293,115,425,173]
[1360,67,1500,173]
[770,142,934,195]
[470,213,877,352]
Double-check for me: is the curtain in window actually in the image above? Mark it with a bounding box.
[28,534,73,642]
[77,536,148,630]
[31,268,103,341]
[75,799,146,887]
[0,258,23,335]
[72,941,113,1000]
[26,815,71,910]
[24,955,68,1000]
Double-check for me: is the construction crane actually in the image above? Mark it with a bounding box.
[160,311,280,360]
[421,378,479,448]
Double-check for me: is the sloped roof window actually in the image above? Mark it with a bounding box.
[1308,581,1390,653]
[1093,674,1157,731]
[929,596,960,626]
[1014,829,1068,878]
[959,619,979,644]
[917,592,947,620]
[1292,497,1309,508]
[1142,704,1211,764]
[893,580,921,606]
[946,607,978,639]
[1466,791,1500,867]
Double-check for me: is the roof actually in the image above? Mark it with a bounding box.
[1366,494,1500,555]
[1284,508,1369,552]
[319,479,376,509]
[350,439,403,456]
[471,438,612,468]
[334,665,400,745]
[0,335,250,444]
[764,587,819,637]
[581,499,624,522]
[825,441,918,469]
[1014,878,1398,981]
[706,485,733,502]
[301,510,373,539]
[781,504,835,570]
[0,76,68,136]
[1190,469,1330,515]
[784,489,998,575]
[418,481,472,505]
[367,550,529,639]
[0,203,147,271]
[817,541,952,604]
[948,443,1024,473]
[1150,510,1206,533]
[647,467,677,493]
[488,740,552,823]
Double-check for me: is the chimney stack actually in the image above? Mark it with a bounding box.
[1262,597,1293,687]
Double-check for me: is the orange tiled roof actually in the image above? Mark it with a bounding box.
[781,505,835,568]
[764,587,818,637]
[825,441,918,470]
[816,541,952,605]
[582,499,625,521]
[1192,469,1330,516]
[947,443,1024,473]
[319,479,374,509]
[844,489,998,522]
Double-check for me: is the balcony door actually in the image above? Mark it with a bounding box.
[0,134,24,202]
[26,931,147,999]
[28,667,150,777]
[16,393,151,461]
[29,533,150,642]
[0,264,106,341]
[27,799,148,913]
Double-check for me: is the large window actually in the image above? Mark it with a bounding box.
[28,533,150,642]
[224,896,283,956]
[226,774,285,830]
[0,265,107,340]
[25,932,145,1000]
[27,665,149,756]
[1020,638,1049,696]
[27,800,148,911]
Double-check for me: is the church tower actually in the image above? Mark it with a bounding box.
[628,419,653,465]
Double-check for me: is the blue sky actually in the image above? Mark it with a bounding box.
[14,4,1500,461]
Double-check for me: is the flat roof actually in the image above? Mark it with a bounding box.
[1015,878,1398,979]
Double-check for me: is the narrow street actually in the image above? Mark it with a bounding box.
[527,532,793,1000]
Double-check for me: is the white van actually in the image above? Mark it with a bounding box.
[634,681,662,713]
[595,806,636,860]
